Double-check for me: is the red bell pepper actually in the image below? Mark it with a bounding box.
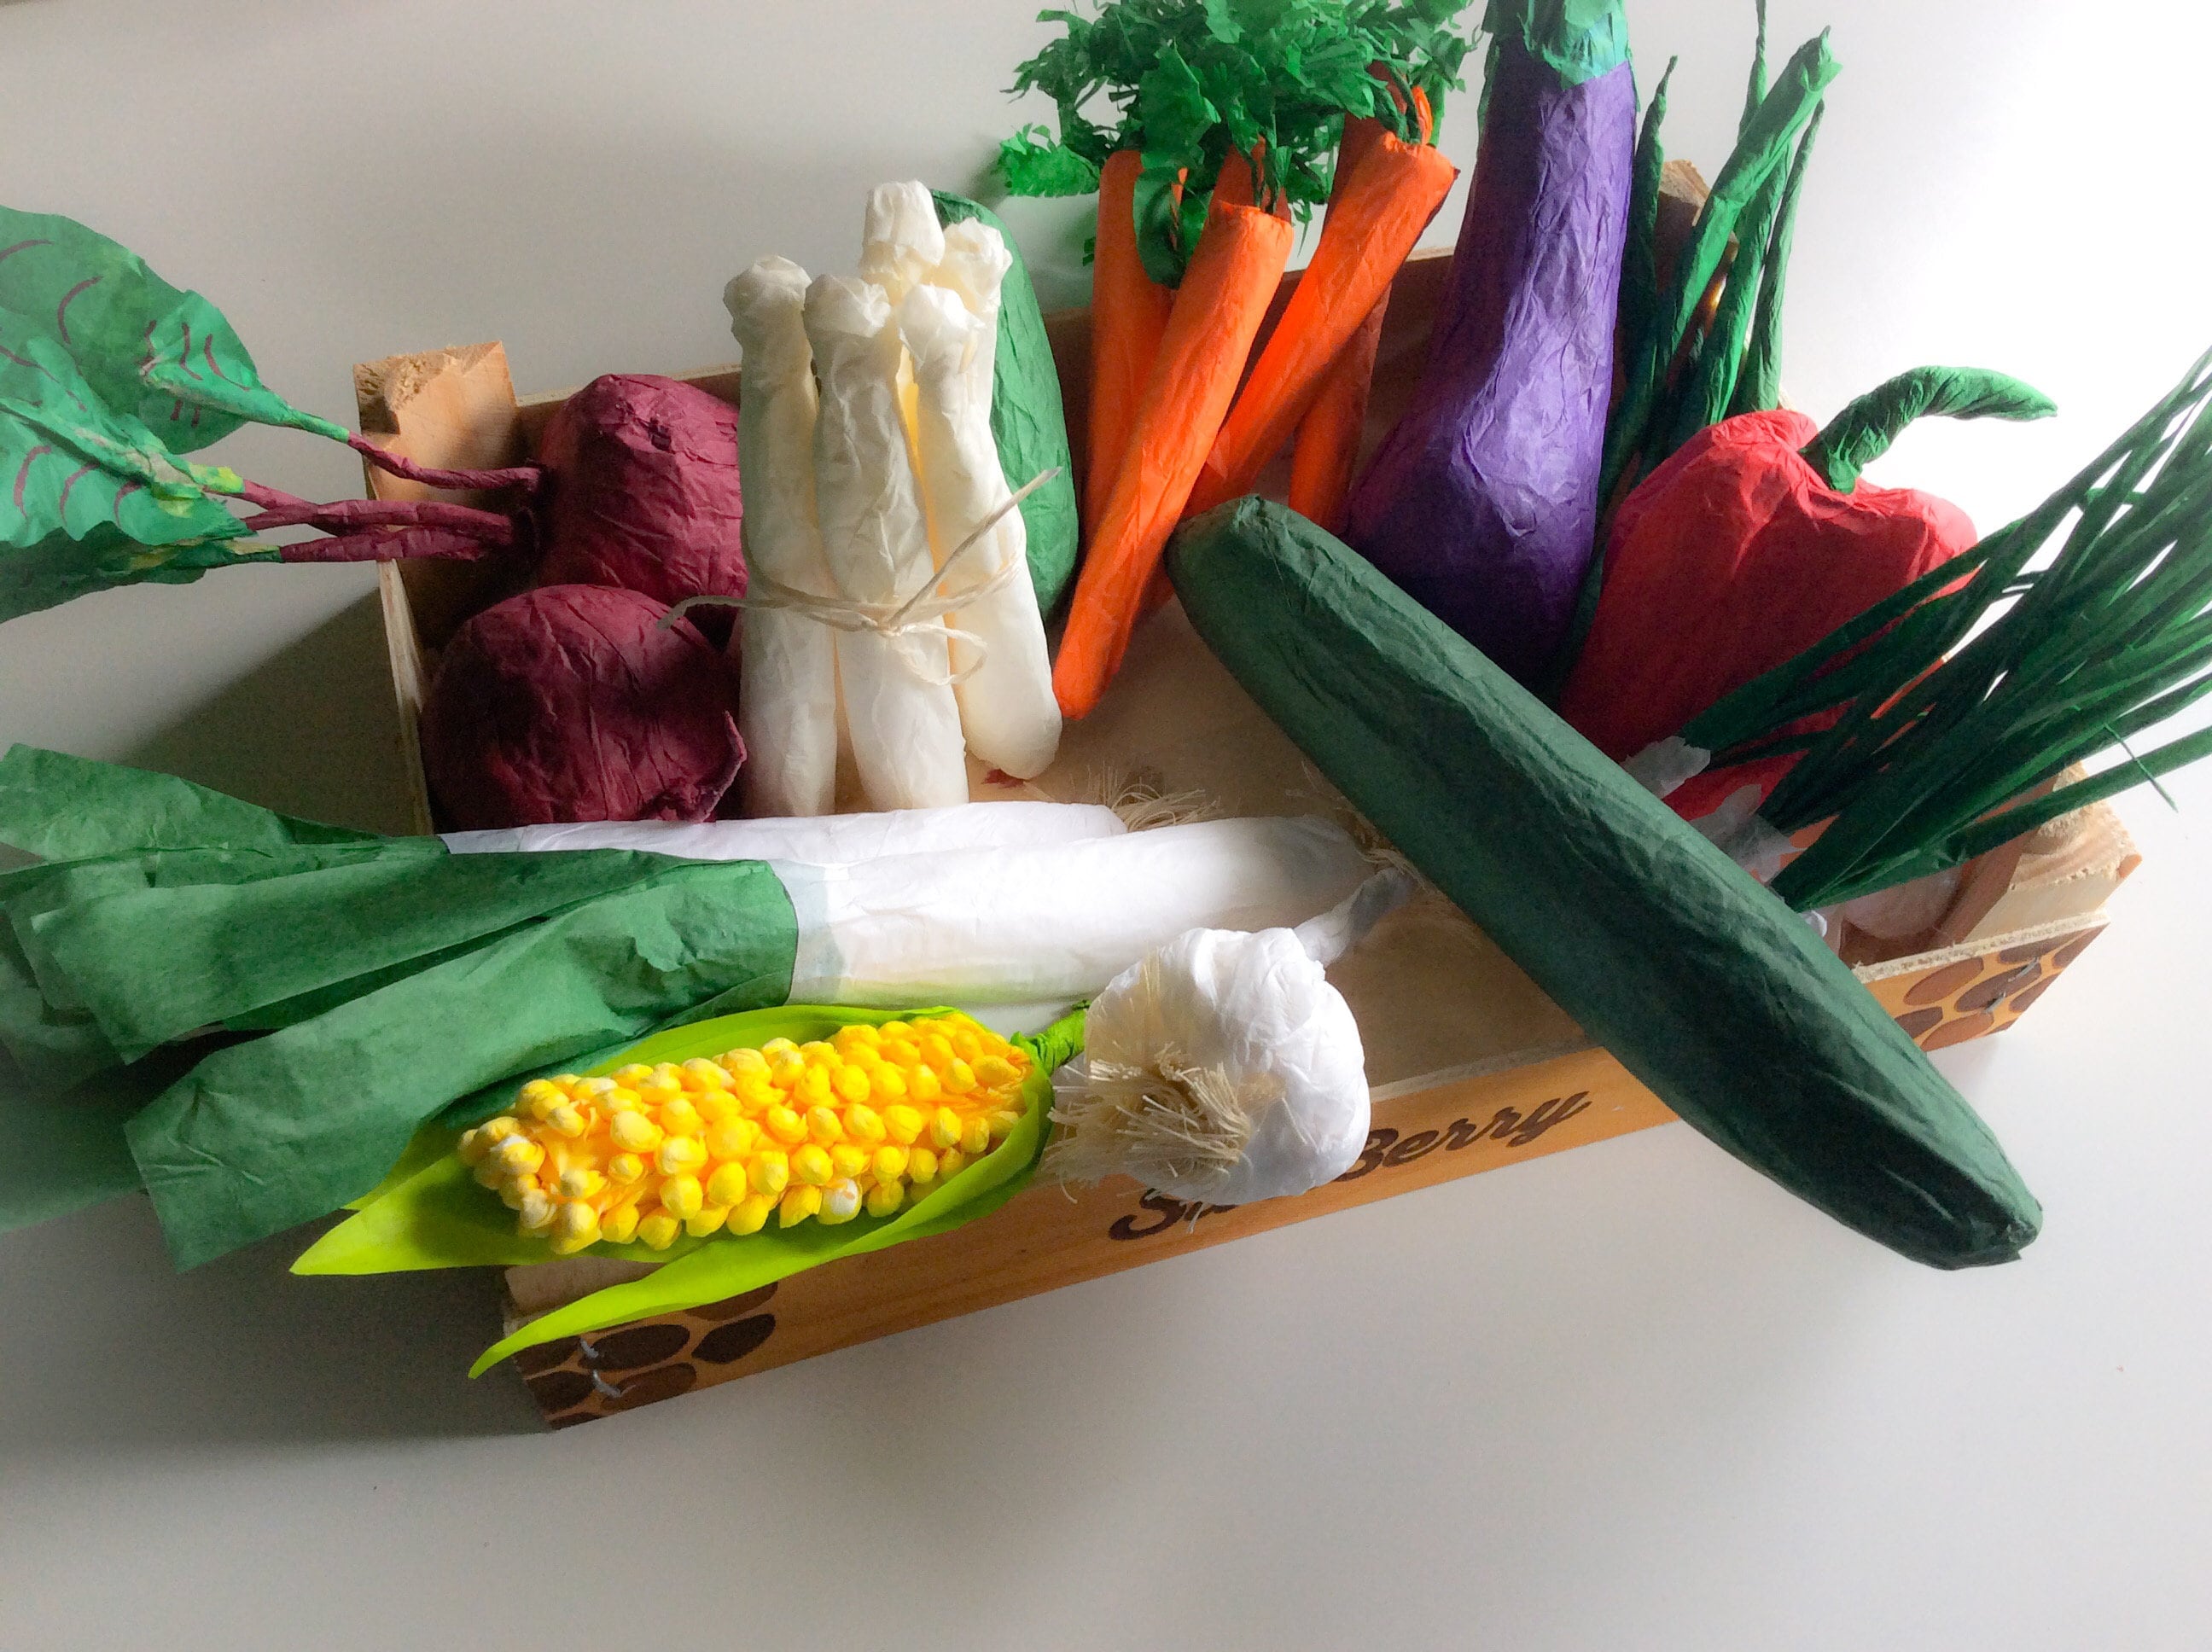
[1559,366,2055,777]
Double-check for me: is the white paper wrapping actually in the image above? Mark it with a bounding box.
[440,800,1126,864]
[772,815,1371,1007]
[859,180,946,304]
[899,283,1061,778]
[932,218,1010,407]
[802,274,969,811]
[724,257,840,817]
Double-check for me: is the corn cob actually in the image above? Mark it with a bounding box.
[457,1016,1032,1254]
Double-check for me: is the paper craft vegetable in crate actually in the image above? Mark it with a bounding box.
[996,0,1475,715]
[0,745,1372,1266]
[1342,0,1637,686]
[417,585,746,829]
[1169,497,2041,1269]
[1560,367,2057,768]
[1641,344,2212,915]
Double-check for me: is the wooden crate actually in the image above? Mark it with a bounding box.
[355,249,2138,1427]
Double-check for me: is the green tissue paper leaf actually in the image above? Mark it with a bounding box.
[995,125,1104,196]
[0,206,346,451]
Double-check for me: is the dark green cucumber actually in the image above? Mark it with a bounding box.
[1169,497,2040,1268]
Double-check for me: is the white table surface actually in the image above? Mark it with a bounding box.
[3,2,2208,1645]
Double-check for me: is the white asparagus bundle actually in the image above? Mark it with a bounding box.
[440,800,1124,864]
[724,257,840,817]
[773,814,1371,1006]
[899,282,1061,777]
[932,218,1010,406]
[859,180,945,305]
[802,274,969,811]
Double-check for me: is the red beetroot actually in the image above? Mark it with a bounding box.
[420,585,745,829]
[535,375,747,625]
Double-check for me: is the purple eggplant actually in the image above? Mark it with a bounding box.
[1345,19,1637,686]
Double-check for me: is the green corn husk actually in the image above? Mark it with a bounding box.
[1678,346,2212,910]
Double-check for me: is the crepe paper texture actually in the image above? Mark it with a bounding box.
[1345,3,1636,687]
[928,195,1080,619]
[1679,346,2212,911]
[418,585,746,830]
[434,1005,1086,1374]
[1169,497,2041,1269]
[1560,368,2055,764]
[0,207,533,620]
[997,0,1475,286]
[534,375,747,631]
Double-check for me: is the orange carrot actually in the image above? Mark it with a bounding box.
[1084,152,1177,538]
[1183,127,1457,519]
[1287,115,1394,534]
[1053,194,1295,718]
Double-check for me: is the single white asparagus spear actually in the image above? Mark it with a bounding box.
[724,258,840,817]
[932,218,1010,409]
[859,179,946,304]
[802,275,969,811]
[772,814,1372,1006]
[440,800,1125,864]
[899,283,1061,778]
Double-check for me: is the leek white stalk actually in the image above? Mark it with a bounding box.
[802,275,969,811]
[724,257,840,817]
[900,282,1060,778]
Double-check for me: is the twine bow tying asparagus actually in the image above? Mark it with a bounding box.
[666,468,1059,688]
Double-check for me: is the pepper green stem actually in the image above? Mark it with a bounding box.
[1804,367,2057,493]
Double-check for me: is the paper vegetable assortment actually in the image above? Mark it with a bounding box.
[3,0,2209,1414]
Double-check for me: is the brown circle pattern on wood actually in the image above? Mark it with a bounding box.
[1957,963,2040,1015]
[1894,1007,1945,1039]
[694,1286,777,1323]
[2000,937,2063,966]
[521,1282,784,1428]
[696,1315,777,1366]
[526,1369,597,1413]
[585,1323,692,1373]
[1906,958,1985,1006]
[1922,1009,1999,1050]
[602,1362,697,1412]
[2051,932,2100,972]
[2007,977,2055,1017]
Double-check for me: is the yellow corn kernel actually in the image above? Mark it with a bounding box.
[832,1064,871,1105]
[493,1136,546,1178]
[728,1194,774,1236]
[843,1102,886,1145]
[879,1020,915,1040]
[681,1057,731,1090]
[607,1152,646,1186]
[637,1211,681,1251]
[795,1067,835,1108]
[480,1115,521,1144]
[602,1087,643,1115]
[686,1206,729,1239]
[798,1039,839,1065]
[871,1143,911,1184]
[937,1147,968,1180]
[806,1104,846,1145]
[974,1055,1022,1091]
[610,1111,664,1154]
[659,1096,703,1137]
[516,1189,556,1234]
[906,1065,940,1106]
[613,1063,654,1086]
[819,1179,863,1224]
[883,1103,924,1146]
[861,1065,902,1104]
[660,1174,704,1220]
[907,1145,940,1184]
[573,1076,617,1099]
[830,1143,870,1180]
[657,1136,707,1177]
[601,1203,640,1246]
[791,1144,833,1187]
[695,1091,741,1127]
[751,1149,790,1197]
[919,1031,957,1068]
[930,1107,963,1150]
[735,1076,779,1113]
[877,1036,921,1069]
[719,1047,771,1083]
[457,1127,490,1166]
[705,1119,759,1160]
[544,1102,589,1140]
[638,1081,684,1114]
[473,1160,505,1190]
[759,1037,799,1059]
[959,1114,992,1156]
[550,1201,602,1255]
[950,1027,984,1062]
[832,1023,879,1054]
[555,1166,606,1201]
[987,1108,1023,1142]
[766,1050,806,1089]
[764,1105,807,1146]
[778,1185,823,1227]
[705,1162,751,1208]
[943,1060,977,1096]
[498,1173,539,1210]
[652,1062,685,1086]
[864,1179,905,1219]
